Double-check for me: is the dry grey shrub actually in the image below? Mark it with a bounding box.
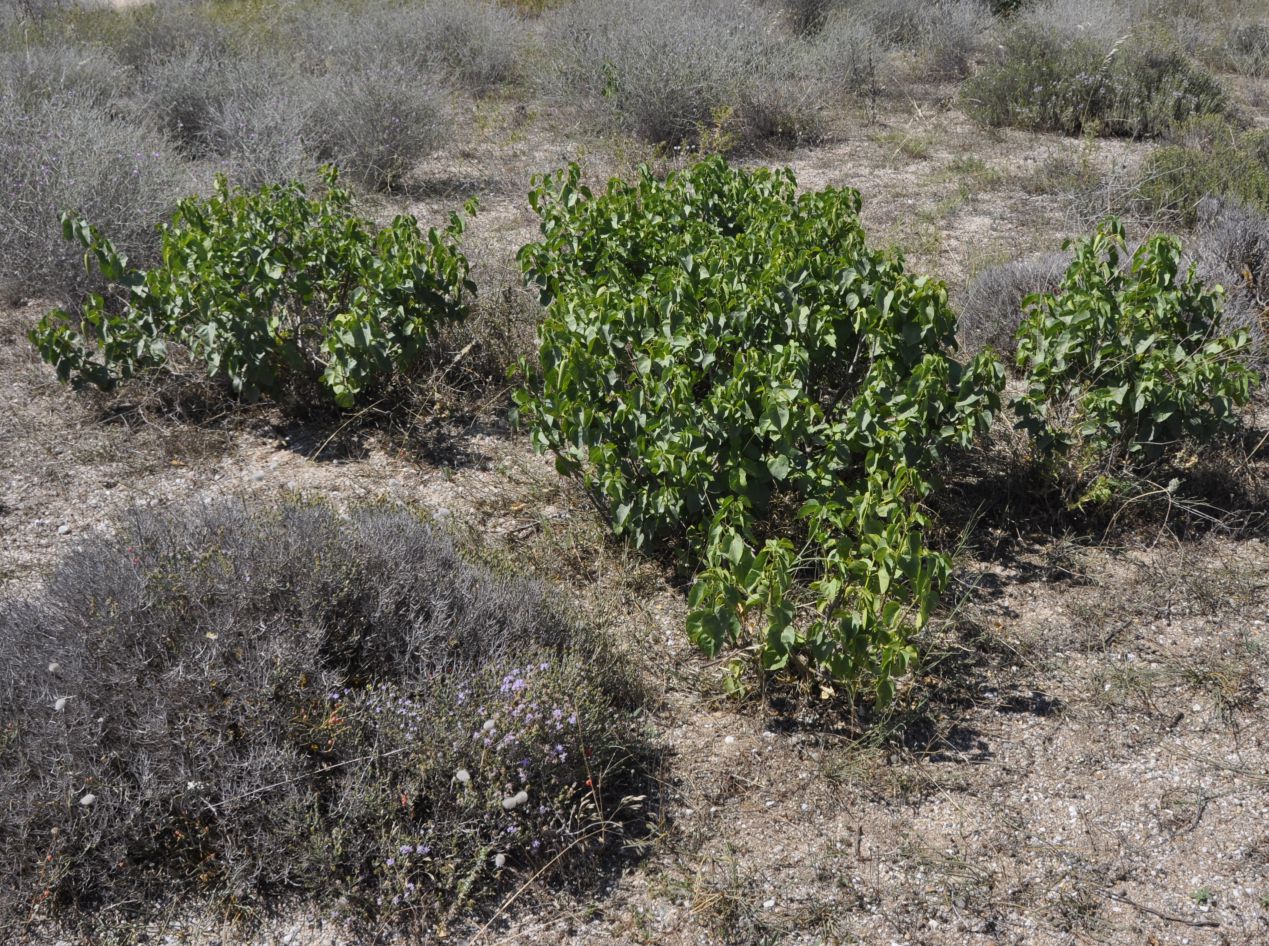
[781,0,840,34]
[0,43,126,112]
[1191,198,1269,366]
[546,0,820,147]
[136,46,313,187]
[0,89,187,303]
[302,65,448,192]
[956,253,1070,356]
[0,501,651,930]
[801,10,890,97]
[297,0,524,94]
[1224,21,1269,78]
[856,0,992,79]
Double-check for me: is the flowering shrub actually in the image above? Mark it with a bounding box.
[0,502,650,930]
[962,26,1229,138]
[30,169,475,408]
[516,157,1003,700]
[1013,218,1261,473]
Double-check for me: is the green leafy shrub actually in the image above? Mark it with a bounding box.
[0,501,650,929]
[30,170,474,408]
[962,24,1229,137]
[516,157,1003,700]
[1137,118,1269,225]
[1013,218,1260,470]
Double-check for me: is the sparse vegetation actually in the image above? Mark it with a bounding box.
[3,1,1269,942]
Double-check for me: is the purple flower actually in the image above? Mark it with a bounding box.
[385,858,395,867]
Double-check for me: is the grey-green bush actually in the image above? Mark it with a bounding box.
[956,253,1069,355]
[962,21,1230,137]
[0,95,186,303]
[0,501,651,931]
[547,0,817,147]
[1137,118,1269,224]
[303,64,447,192]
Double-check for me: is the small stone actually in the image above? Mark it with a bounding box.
[502,790,529,810]
[79,793,97,807]
[54,697,71,711]
[454,768,471,785]
[57,524,71,535]
[723,735,736,745]
[494,853,506,868]
[48,662,60,674]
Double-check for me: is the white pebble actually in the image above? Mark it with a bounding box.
[454,768,471,785]
[723,735,736,745]
[57,524,71,535]
[501,790,529,810]
[53,697,71,711]
[482,719,496,732]
[48,662,60,674]
[494,853,506,868]
[79,793,96,807]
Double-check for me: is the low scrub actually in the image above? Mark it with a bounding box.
[962,24,1229,137]
[957,253,1069,356]
[1191,198,1269,368]
[546,0,818,148]
[303,64,448,192]
[30,170,474,408]
[0,501,649,931]
[516,157,1002,700]
[1013,218,1260,476]
[0,89,185,303]
[1137,118,1269,225]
